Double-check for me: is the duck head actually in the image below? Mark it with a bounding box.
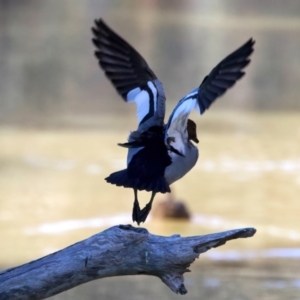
[187,119,199,143]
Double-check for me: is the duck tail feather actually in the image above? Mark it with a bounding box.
[150,177,171,194]
[105,169,132,188]
[106,170,171,193]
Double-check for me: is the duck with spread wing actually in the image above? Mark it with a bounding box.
[92,19,255,225]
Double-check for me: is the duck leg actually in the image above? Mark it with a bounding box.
[132,188,141,224]
[137,191,156,224]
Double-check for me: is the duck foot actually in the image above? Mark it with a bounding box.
[132,191,156,225]
[137,203,152,224]
[132,198,141,225]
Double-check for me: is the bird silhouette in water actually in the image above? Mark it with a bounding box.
[92,19,254,225]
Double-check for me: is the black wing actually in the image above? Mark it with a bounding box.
[197,38,255,114]
[92,19,166,127]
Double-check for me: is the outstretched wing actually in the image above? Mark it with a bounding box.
[92,19,166,129]
[165,38,255,141]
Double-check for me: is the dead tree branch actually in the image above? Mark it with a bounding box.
[0,225,256,300]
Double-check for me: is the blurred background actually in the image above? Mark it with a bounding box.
[1,0,300,299]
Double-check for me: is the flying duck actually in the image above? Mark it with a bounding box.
[92,19,254,225]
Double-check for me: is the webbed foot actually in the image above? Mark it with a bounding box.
[132,198,141,225]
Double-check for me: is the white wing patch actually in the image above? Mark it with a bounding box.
[135,90,151,124]
[147,81,158,111]
[126,87,142,102]
[166,88,199,131]
[169,97,198,125]
[125,81,158,125]
[165,88,200,153]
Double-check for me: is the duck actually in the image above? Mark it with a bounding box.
[152,193,191,220]
[91,19,254,225]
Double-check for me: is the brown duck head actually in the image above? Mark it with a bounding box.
[187,119,199,143]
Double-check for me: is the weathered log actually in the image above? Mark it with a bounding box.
[0,224,256,300]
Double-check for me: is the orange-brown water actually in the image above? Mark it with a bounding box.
[0,112,300,263]
[1,112,300,299]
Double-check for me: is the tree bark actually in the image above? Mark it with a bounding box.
[0,224,256,300]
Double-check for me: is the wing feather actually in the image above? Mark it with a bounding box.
[197,38,255,114]
[165,38,255,141]
[92,19,166,127]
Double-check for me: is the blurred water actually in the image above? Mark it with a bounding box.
[1,1,300,299]
[1,112,300,299]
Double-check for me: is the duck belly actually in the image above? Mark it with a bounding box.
[164,145,199,185]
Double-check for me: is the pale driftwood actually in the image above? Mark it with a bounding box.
[0,224,256,300]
